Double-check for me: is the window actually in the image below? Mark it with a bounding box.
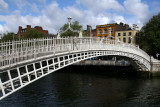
[129,32,132,36]
[123,32,126,36]
[104,29,107,34]
[109,27,113,33]
[111,30,113,33]
[98,29,102,34]
[118,33,121,36]
[123,38,126,43]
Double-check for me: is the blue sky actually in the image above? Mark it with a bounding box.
[0,0,160,34]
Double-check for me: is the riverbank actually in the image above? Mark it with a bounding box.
[58,65,150,78]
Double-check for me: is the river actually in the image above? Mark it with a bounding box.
[0,66,160,107]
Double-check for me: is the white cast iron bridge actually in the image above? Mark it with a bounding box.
[0,37,158,100]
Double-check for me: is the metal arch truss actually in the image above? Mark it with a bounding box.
[0,37,153,100]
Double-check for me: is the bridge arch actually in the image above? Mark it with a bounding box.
[0,37,156,100]
[0,48,151,100]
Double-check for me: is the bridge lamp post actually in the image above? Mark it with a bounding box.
[68,17,72,28]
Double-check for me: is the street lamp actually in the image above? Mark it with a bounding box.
[68,17,72,28]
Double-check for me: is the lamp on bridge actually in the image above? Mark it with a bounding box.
[57,17,82,38]
[68,17,72,28]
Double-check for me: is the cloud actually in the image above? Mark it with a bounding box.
[0,0,8,12]
[77,0,124,13]
[37,0,46,3]
[124,0,149,23]
[0,1,128,34]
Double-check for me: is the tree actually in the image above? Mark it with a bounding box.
[1,32,19,42]
[60,21,83,37]
[138,13,160,57]
[23,28,45,39]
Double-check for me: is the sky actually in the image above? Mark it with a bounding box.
[0,0,160,35]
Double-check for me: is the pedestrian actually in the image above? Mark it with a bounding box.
[74,36,78,50]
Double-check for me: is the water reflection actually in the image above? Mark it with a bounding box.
[0,66,160,107]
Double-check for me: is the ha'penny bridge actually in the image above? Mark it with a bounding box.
[0,17,160,100]
[0,37,160,100]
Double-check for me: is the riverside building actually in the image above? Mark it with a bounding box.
[96,22,130,41]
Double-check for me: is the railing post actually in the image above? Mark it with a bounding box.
[34,39,36,58]
[21,40,23,61]
[9,40,11,65]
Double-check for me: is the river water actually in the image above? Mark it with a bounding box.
[0,66,160,107]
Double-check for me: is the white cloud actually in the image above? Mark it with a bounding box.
[77,0,124,13]
[11,0,29,10]
[31,4,39,13]
[37,0,46,3]
[0,1,126,34]
[0,0,8,12]
[124,0,149,23]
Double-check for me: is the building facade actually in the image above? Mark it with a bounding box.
[96,24,116,40]
[96,22,130,40]
[85,25,96,37]
[17,25,48,38]
[115,30,139,44]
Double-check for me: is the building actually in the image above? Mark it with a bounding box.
[131,24,139,30]
[17,25,48,38]
[115,30,139,44]
[96,22,130,40]
[85,25,96,37]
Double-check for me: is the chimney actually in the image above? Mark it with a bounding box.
[19,26,22,30]
[87,25,92,32]
[27,25,31,29]
[125,24,129,30]
[120,22,123,26]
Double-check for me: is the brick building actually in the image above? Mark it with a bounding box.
[17,25,48,38]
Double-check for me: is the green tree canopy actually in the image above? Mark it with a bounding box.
[1,32,19,42]
[138,13,160,56]
[23,28,45,39]
[60,21,83,37]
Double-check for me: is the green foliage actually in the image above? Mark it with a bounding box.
[138,13,160,56]
[1,32,19,42]
[60,21,83,37]
[82,30,89,37]
[23,28,45,39]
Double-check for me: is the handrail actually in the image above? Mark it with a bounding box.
[0,37,151,70]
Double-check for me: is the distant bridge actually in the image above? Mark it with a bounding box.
[0,37,159,100]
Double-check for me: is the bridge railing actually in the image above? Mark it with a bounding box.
[0,37,150,70]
